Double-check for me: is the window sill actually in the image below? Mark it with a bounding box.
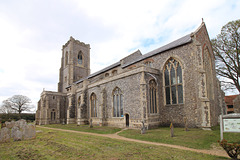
[165,103,184,107]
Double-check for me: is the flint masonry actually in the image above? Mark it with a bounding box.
[36,22,225,129]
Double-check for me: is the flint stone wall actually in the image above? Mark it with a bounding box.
[0,119,36,143]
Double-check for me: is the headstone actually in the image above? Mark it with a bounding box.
[23,124,36,140]
[1,123,6,128]
[0,127,11,143]
[184,117,189,131]
[11,126,22,141]
[141,121,146,134]
[5,121,15,129]
[15,119,27,129]
[170,122,174,137]
[0,119,36,143]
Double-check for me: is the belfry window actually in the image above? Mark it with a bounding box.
[65,52,68,66]
[164,58,183,105]
[90,93,97,117]
[113,87,123,117]
[78,51,83,65]
[149,79,157,113]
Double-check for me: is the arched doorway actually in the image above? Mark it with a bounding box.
[125,114,129,127]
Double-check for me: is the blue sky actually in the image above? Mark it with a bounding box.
[0,0,239,111]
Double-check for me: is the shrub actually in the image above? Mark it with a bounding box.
[219,139,240,159]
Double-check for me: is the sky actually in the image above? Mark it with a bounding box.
[0,0,239,111]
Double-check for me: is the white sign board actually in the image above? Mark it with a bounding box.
[223,119,240,132]
[220,114,240,140]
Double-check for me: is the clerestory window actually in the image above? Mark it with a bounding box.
[164,58,183,105]
[78,51,83,65]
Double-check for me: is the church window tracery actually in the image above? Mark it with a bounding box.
[113,87,123,117]
[78,51,83,65]
[90,93,97,117]
[149,79,157,113]
[164,58,183,105]
[51,109,56,120]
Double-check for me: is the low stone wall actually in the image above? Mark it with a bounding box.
[0,119,36,143]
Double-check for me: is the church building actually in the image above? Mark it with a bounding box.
[36,22,224,129]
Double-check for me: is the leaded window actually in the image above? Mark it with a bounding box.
[90,93,97,117]
[149,80,157,113]
[113,87,123,117]
[78,51,83,65]
[51,109,56,120]
[164,58,183,105]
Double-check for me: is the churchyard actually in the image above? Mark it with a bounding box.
[1,123,239,159]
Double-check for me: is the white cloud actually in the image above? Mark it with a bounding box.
[0,0,239,109]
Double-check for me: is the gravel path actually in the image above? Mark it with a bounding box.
[37,126,229,158]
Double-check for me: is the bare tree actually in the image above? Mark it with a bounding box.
[211,19,240,93]
[0,100,15,114]
[1,95,33,115]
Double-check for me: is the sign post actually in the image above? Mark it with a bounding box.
[220,113,240,140]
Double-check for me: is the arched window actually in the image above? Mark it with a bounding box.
[145,61,153,67]
[65,52,68,66]
[78,51,83,65]
[149,79,157,113]
[90,93,97,117]
[51,109,56,120]
[164,58,183,105]
[78,96,81,107]
[113,87,123,117]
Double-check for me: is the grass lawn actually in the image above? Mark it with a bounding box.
[0,127,227,160]
[43,124,121,134]
[119,126,240,149]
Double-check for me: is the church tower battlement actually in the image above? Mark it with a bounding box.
[58,37,90,93]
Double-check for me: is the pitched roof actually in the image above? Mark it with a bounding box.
[225,95,239,105]
[122,33,192,68]
[73,29,194,86]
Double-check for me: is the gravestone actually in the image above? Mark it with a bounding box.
[5,121,15,129]
[0,119,36,143]
[11,126,22,141]
[141,121,146,134]
[170,123,174,137]
[23,124,36,140]
[0,127,11,143]
[15,119,27,129]
[1,123,6,128]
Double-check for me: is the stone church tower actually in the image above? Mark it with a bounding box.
[58,37,90,93]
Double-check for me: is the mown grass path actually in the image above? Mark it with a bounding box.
[37,126,228,158]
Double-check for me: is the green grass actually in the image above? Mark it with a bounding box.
[119,126,240,149]
[0,127,227,160]
[43,124,121,134]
